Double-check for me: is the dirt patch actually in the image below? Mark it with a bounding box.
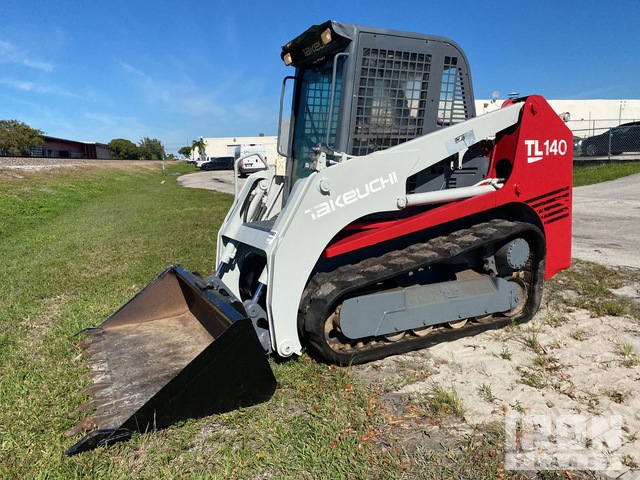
[0,157,163,174]
[351,266,640,478]
[19,294,71,350]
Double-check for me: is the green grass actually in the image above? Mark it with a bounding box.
[617,343,640,368]
[477,383,497,404]
[0,163,406,479]
[414,383,464,420]
[491,345,513,360]
[573,161,640,187]
[548,260,640,318]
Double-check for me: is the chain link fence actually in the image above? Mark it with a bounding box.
[571,119,640,157]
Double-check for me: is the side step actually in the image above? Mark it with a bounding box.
[65,265,277,455]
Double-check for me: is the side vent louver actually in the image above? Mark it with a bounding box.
[525,187,570,224]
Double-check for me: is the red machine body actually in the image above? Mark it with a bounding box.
[323,95,572,280]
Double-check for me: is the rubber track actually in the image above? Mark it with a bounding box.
[299,219,544,364]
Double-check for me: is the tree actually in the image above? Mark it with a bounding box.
[108,138,139,160]
[191,138,207,162]
[0,120,45,156]
[138,137,166,160]
[178,146,193,158]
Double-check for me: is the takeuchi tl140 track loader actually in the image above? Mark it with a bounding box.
[65,21,572,454]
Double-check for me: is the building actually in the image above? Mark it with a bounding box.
[476,99,640,138]
[199,134,285,172]
[32,136,111,159]
[199,134,277,159]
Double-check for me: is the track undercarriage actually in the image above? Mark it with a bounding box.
[300,219,545,365]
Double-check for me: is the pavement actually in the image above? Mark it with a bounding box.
[179,169,640,269]
[177,169,245,195]
[572,172,640,268]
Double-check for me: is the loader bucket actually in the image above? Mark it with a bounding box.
[65,265,277,455]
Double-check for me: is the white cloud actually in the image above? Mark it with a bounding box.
[0,78,35,91]
[0,77,73,96]
[0,40,54,72]
[120,62,173,104]
[119,61,227,116]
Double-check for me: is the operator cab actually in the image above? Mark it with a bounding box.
[278,20,476,194]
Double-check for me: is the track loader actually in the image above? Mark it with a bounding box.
[66,20,572,454]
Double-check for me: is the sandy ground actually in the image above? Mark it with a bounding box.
[353,299,640,478]
[177,168,245,195]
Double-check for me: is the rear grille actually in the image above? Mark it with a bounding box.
[352,48,431,156]
[525,187,570,224]
[351,51,473,157]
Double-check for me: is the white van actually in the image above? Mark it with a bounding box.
[234,145,267,177]
[194,158,210,168]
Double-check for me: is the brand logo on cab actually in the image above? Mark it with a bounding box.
[305,172,398,220]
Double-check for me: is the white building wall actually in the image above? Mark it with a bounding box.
[201,135,286,173]
[476,99,640,138]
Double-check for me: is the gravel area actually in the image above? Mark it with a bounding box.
[0,157,162,171]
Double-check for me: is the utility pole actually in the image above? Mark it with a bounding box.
[619,100,626,125]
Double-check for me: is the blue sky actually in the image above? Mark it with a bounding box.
[1,0,638,155]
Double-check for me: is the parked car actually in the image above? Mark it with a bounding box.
[238,155,268,177]
[580,121,640,157]
[200,156,234,171]
[235,145,268,177]
[572,136,583,156]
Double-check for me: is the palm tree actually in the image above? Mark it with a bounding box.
[191,137,207,162]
